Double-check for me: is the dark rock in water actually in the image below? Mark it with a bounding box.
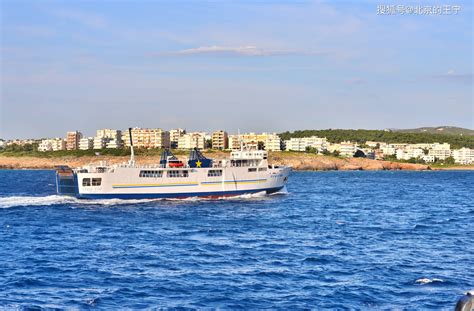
[455,291,474,311]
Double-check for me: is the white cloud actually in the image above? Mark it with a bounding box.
[162,45,326,57]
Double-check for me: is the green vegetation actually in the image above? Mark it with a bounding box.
[393,126,474,136]
[279,129,474,149]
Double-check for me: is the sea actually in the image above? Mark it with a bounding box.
[0,170,472,309]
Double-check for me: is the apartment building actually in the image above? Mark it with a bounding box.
[339,141,357,157]
[396,148,424,160]
[428,143,451,160]
[452,148,474,164]
[38,138,66,152]
[106,139,123,149]
[178,132,206,149]
[94,129,122,149]
[170,128,186,148]
[211,130,228,150]
[66,131,83,150]
[79,137,94,150]
[93,137,108,149]
[122,128,170,149]
[380,145,396,156]
[285,136,328,152]
[228,133,281,151]
[96,129,122,140]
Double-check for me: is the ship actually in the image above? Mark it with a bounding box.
[55,128,291,199]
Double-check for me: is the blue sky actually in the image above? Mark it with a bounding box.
[1,0,472,139]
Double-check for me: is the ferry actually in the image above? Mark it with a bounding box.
[55,129,291,199]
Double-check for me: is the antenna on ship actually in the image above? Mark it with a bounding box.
[238,128,244,151]
[128,127,135,166]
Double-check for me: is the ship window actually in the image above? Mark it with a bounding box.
[91,178,102,186]
[258,167,267,172]
[208,170,222,177]
[82,178,91,186]
[248,168,257,172]
[167,170,189,178]
[139,170,163,178]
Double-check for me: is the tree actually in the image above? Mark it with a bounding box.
[353,149,366,158]
[444,156,455,165]
[305,146,318,153]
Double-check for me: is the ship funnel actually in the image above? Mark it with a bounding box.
[128,127,135,165]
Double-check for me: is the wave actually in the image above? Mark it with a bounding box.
[0,191,279,208]
[0,195,77,208]
[0,195,177,208]
[415,278,444,285]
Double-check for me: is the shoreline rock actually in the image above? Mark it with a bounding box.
[0,153,440,171]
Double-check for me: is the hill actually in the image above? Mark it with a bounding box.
[279,129,474,149]
[391,126,474,136]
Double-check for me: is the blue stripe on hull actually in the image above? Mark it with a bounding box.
[76,187,283,200]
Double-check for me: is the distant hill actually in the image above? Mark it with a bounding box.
[391,126,474,136]
[279,129,474,149]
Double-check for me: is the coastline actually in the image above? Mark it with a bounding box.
[2,152,471,171]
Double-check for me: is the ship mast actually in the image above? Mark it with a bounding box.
[128,127,135,166]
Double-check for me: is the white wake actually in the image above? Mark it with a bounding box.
[415,278,444,285]
[0,190,282,208]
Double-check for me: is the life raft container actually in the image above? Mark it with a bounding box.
[169,161,184,168]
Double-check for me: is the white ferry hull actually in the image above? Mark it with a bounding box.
[58,166,290,200]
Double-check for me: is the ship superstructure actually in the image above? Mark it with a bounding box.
[56,128,290,199]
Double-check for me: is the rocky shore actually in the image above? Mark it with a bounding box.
[0,153,439,171]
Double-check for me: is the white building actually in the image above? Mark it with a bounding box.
[365,141,384,148]
[286,136,328,152]
[79,137,94,150]
[38,138,66,152]
[178,132,206,150]
[428,143,451,160]
[106,139,123,149]
[422,155,435,163]
[339,141,357,157]
[452,148,474,164]
[396,148,425,160]
[94,129,122,149]
[285,136,328,152]
[96,129,121,140]
[93,137,108,149]
[228,133,281,151]
[169,128,186,148]
[265,134,282,151]
[381,145,396,156]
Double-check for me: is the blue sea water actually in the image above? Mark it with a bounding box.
[0,170,472,309]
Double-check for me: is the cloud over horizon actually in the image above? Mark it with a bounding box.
[157,45,328,57]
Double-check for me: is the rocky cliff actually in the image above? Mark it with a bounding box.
[0,153,431,171]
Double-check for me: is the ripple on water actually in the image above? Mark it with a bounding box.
[0,170,472,309]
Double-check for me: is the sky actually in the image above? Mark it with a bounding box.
[0,0,473,139]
